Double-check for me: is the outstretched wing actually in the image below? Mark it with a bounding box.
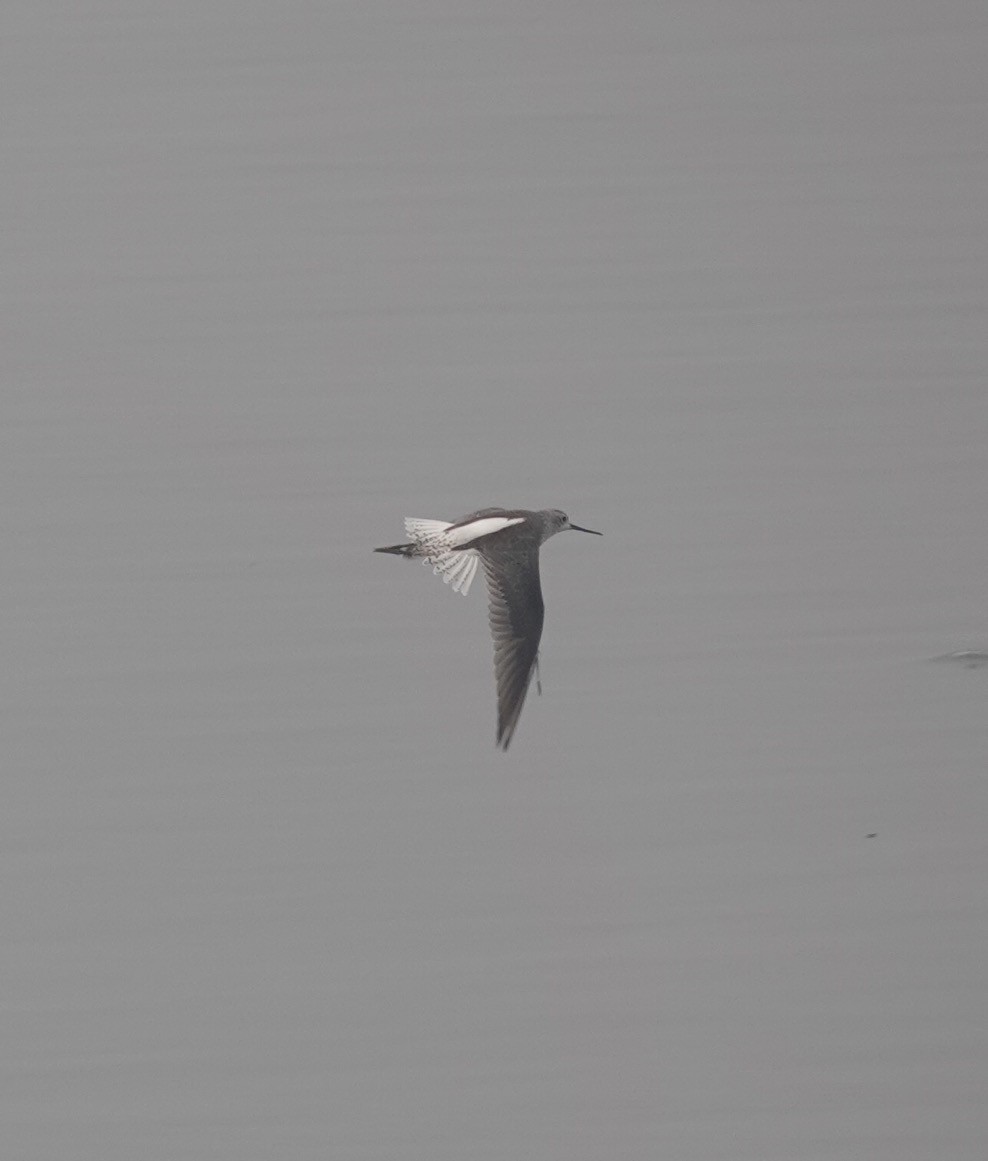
[482,548,544,749]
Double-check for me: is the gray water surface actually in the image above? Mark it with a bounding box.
[4,2,987,1158]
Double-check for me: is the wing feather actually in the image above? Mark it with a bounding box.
[482,549,544,749]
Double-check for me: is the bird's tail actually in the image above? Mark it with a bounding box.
[374,532,480,595]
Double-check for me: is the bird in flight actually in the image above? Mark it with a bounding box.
[375,508,601,749]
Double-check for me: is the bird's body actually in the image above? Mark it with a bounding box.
[375,508,601,749]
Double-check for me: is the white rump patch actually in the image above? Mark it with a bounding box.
[445,515,525,548]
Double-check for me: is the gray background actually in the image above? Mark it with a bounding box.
[4,2,987,1157]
